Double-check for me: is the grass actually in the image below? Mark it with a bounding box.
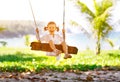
[0,47,120,72]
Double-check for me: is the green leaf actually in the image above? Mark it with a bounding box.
[93,0,101,16]
[77,0,95,18]
[102,22,112,36]
[102,0,113,12]
[105,38,114,47]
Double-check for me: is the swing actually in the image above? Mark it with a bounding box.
[29,0,78,54]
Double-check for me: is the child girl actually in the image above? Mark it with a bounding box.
[36,21,72,59]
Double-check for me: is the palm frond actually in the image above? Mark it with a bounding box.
[100,6,112,22]
[102,22,112,36]
[70,20,79,26]
[77,0,95,18]
[92,5,112,31]
[102,0,113,12]
[104,38,114,47]
[70,20,91,38]
[93,0,102,16]
[92,16,102,30]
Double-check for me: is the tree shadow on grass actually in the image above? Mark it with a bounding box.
[0,51,48,62]
[108,53,120,59]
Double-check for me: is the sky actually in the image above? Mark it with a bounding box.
[0,0,82,33]
[0,0,64,24]
[0,0,120,32]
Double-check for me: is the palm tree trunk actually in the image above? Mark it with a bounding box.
[96,33,101,55]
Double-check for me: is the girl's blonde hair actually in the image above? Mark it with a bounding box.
[44,21,59,31]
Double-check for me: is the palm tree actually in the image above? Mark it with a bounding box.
[72,0,114,54]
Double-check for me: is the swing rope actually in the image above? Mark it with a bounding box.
[28,0,40,42]
[63,0,66,41]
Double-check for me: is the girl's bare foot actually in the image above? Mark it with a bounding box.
[64,54,72,59]
[53,49,62,56]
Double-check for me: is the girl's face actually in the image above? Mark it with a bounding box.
[47,24,56,33]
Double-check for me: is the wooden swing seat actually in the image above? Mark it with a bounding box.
[30,42,78,54]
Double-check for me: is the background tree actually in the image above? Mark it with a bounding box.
[24,34,30,47]
[71,0,114,54]
[0,26,6,31]
[0,41,7,47]
[0,26,7,47]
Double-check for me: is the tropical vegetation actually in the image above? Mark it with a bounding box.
[71,0,114,54]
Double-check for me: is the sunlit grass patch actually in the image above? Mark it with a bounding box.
[0,47,120,72]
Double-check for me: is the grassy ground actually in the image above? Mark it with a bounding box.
[0,47,120,72]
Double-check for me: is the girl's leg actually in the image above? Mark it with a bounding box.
[61,41,72,59]
[49,40,62,56]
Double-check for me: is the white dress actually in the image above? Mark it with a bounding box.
[40,34,63,59]
[40,34,63,44]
